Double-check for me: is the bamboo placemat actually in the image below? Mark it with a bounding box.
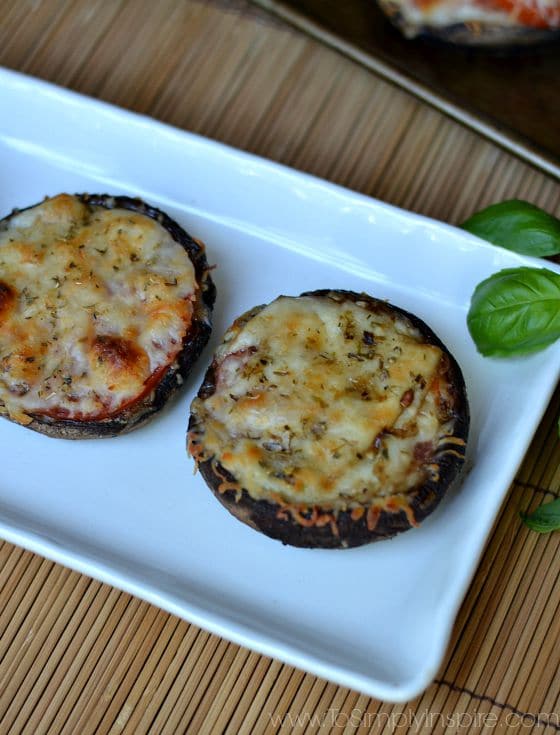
[0,1,559,732]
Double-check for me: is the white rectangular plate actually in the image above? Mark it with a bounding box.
[1,68,559,703]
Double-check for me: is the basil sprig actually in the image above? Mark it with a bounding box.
[463,200,560,534]
[521,499,560,534]
[467,266,560,357]
[462,200,560,257]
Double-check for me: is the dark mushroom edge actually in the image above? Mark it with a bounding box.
[0,194,216,439]
[188,290,469,549]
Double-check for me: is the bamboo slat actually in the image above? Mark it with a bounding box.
[0,0,559,732]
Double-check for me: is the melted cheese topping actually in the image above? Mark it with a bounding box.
[191,294,458,508]
[382,0,560,29]
[0,194,197,422]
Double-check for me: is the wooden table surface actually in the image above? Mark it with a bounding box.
[1,1,560,733]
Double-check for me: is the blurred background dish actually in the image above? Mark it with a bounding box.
[254,0,560,177]
[376,0,560,46]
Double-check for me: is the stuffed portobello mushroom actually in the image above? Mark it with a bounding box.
[188,290,469,549]
[0,193,215,438]
[376,0,560,45]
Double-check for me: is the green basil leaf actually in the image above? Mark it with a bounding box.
[467,267,560,356]
[461,200,560,257]
[521,498,560,533]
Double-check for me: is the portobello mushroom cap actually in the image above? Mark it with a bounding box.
[376,0,560,46]
[188,290,469,548]
[0,194,215,438]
